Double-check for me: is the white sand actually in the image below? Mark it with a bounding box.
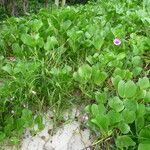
[4,108,92,150]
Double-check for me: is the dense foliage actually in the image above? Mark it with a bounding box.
[0,0,91,20]
[0,0,150,149]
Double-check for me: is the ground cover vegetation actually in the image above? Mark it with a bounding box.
[0,0,150,149]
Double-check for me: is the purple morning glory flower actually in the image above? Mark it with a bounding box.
[113,38,121,45]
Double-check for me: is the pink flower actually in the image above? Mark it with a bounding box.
[113,38,121,45]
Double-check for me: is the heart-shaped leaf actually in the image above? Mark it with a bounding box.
[138,77,150,90]
[95,91,107,104]
[108,110,123,125]
[108,96,124,112]
[138,143,150,150]
[116,135,136,149]
[91,114,109,133]
[118,123,130,134]
[21,33,35,47]
[91,104,99,116]
[122,109,136,124]
[118,80,137,98]
[44,36,58,50]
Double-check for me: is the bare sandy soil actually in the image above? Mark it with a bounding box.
[4,108,92,150]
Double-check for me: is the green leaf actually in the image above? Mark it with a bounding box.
[136,89,147,99]
[135,117,145,133]
[21,109,33,128]
[77,64,92,83]
[99,71,108,83]
[95,91,107,104]
[86,55,94,65]
[92,36,104,50]
[10,137,20,145]
[118,80,126,98]
[111,75,122,89]
[117,52,126,60]
[114,68,126,78]
[29,19,43,32]
[118,123,130,134]
[122,109,136,124]
[133,67,143,77]
[132,56,143,67]
[1,64,12,74]
[118,80,137,98]
[92,68,107,85]
[111,24,125,37]
[16,118,24,136]
[12,43,22,56]
[108,96,124,112]
[125,70,133,80]
[108,110,123,125]
[91,114,109,133]
[138,143,150,150]
[4,117,14,136]
[138,77,150,90]
[92,69,101,85]
[85,32,92,39]
[98,103,106,115]
[34,114,45,130]
[84,105,91,113]
[91,104,99,116]
[144,90,150,102]
[108,59,123,68]
[61,20,72,30]
[36,37,44,48]
[21,33,35,47]
[44,36,58,50]
[136,104,146,118]
[0,132,6,142]
[125,80,137,98]
[73,72,79,81]
[116,135,136,149]
[78,64,92,77]
[124,99,138,111]
[139,125,150,143]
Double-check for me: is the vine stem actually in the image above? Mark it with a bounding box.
[81,136,112,150]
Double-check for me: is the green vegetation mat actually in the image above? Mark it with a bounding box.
[0,0,150,149]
